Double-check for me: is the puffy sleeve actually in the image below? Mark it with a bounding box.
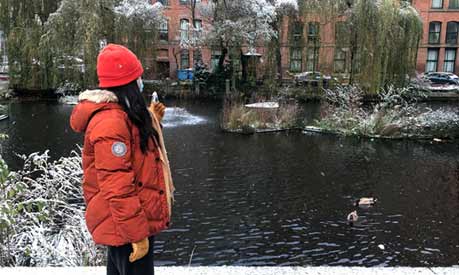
[89,118,149,243]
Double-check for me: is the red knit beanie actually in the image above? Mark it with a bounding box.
[97,44,144,88]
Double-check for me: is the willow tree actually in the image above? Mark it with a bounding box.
[1,0,162,91]
[349,0,422,92]
[0,0,60,90]
[299,0,422,93]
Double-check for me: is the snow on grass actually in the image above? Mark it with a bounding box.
[0,267,458,275]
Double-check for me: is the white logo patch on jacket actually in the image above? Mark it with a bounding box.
[112,142,127,157]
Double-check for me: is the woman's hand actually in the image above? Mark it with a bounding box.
[129,237,149,263]
[149,102,166,122]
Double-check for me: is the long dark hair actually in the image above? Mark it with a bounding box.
[106,80,159,154]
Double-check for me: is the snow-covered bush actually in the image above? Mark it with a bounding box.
[316,85,459,139]
[0,151,103,267]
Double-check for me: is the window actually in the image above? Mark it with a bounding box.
[426,48,439,72]
[291,21,303,44]
[449,0,459,9]
[308,22,320,41]
[290,48,302,72]
[446,22,458,44]
[193,20,202,41]
[180,50,189,69]
[159,20,168,42]
[429,22,441,44]
[180,19,189,41]
[179,0,189,5]
[432,0,443,8]
[443,48,456,72]
[211,50,221,71]
[334,48,347,73]
[194,49,202,63]
[306,47,319,72]
[335,22,349,45]
[158,0,169,5]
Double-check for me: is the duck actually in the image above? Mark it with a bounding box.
[347,210,358,225]
[355,197,377,208]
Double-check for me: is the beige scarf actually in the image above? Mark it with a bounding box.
[149,105,175,218]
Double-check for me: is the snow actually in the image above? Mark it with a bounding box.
[1,267,459,275]
[115,0,163,25]
[245,102,279,109]
[275,0,299,11]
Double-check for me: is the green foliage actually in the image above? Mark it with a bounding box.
[0,0,160,91]
[298,0,422,93]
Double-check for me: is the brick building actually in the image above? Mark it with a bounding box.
[154,0,459,80]
[413,0,459,73]
[154,0,212,79]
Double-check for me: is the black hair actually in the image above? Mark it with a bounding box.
[105,80,159,154]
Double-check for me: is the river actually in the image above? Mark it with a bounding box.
[0,100,458,267]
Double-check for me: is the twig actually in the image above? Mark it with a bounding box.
[188,245,197,266]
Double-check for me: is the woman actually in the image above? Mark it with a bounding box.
[70,44,174,275]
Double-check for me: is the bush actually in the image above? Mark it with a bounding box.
[221,96,302,132]
[0,151,104,267]
[316,85,459,139]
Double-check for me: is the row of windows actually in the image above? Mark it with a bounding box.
[291,22,320,43]
[429,21,459,44]
[158,19,203,42]
[432,0,459,9]
[426,48,457,72]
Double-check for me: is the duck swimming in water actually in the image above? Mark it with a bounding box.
[347,210,358,226]
[355,197,377,208]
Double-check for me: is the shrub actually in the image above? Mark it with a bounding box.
[0,151,104,267]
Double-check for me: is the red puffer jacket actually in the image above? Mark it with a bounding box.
[70,89,170,246]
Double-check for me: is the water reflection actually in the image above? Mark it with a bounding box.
[0,100,458,267]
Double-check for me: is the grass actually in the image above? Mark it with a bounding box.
[221,97,302,132]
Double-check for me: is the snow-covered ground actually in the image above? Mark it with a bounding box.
[0,267,458,275]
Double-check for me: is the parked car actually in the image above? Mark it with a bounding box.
[293,71,336,88]
[423,72,459,85]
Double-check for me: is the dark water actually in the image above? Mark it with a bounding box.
[0,100,459,267]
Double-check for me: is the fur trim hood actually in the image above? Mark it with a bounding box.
[70,90,122,133]
[78,89,118,103]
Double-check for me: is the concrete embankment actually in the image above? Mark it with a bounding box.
[1,266,458,275]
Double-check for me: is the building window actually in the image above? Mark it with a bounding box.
[194,49,202,63]
[211,50,221,71]
[335,21,349,46]
[334,48,347,73]
[179,0,189,5]
[443,48,456,72]
[429,22,441,44]
[449,0,459,9]
[426,48,439,72]
[290,48,302,72]
[291,21,303,44]
[446,22,458,44]
[306,47,319,72]
[193,20,202,41]
[308,22,320,41]
[180,19,189,41]
[432,0,443,8]
[158,0,169,5]
[180,50,189,69]
[159,20,168,42]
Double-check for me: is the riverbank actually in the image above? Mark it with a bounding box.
[1,266,458,275]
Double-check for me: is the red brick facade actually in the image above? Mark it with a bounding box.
[412,0,459,74]
[154,0,459,80]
